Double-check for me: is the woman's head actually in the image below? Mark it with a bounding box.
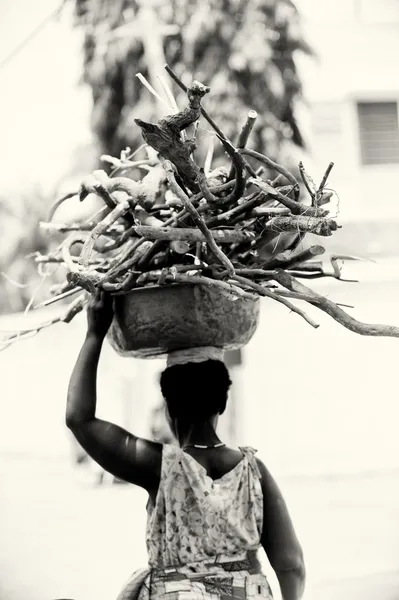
[159,359,232,426]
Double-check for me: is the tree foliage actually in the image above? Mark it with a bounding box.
[72,0,312,163]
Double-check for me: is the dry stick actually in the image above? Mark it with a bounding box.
[197,135,247,205]
[108,145,147,177]
[249,178,328,217]
[164,64,227,141]
[47,192,77,221]
[229,110,258,179]
[273,270,399,337]
[213,135,247,204]
[251,207,291,216]
[137,239,167,270]
[40,222,124,235]
[103,271,137,293]
[289,261,324,272]
[101,240,153,283]
[35,255,103,267]
[62,234,87,273]
[204,137,215,174]
[79,201,131,268]
[79,175,116,210]
[36,286,83,308]
[216,268,352,308]
[298,161,316,202]
[240,148,299,190]
[164,161,235,274]
[67,269,103,293]
[261,245,325,270]
[164,64,257,184]
[233,268,278,279]
[272,289,354,310]
[92,184,121,213]
[232,274,319,328]
[131,225,255,243]
[135,271,256,301]
[101,156,153,170]
[318,162,334,193]
[264,216,338,236]
[315,162,335,206]
[0,295,86,348]
[104,177,141,200]
[205,192,265,227]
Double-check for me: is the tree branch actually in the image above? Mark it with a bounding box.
[273,270,399,338]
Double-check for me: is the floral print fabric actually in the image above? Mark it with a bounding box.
[146,444,264,567]
[116,445,272,600]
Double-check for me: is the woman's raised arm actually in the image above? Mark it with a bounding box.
[66,290,162,490]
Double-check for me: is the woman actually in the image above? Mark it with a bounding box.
[66,291,305,600]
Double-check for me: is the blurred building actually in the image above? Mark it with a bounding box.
[297,0,399,254]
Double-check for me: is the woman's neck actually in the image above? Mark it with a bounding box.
[174,417,222,449]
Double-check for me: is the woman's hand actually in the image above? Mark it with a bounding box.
[86,289,114,338]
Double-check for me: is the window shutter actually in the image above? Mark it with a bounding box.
[357,101,399,165]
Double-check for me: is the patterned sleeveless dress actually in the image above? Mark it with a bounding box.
[117,444,273,600]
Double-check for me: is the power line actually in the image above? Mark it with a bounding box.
[0,3,64,71]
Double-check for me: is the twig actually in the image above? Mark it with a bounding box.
[79,201,131,268]
[164,64,229,142]
[136,72,171,108]
[67,270,103,293]
[273,271,399,337]
[273,288,354,309]
[34,286,83,308]
[298,161,316,202]
[264,216,338,236]
[240,148,299,190]
[251,207,291,217]
[205,192,265,227]
[232,274,319,328]
[40,222,124,235]
[204,138,215,174]
[101,239,152,283]
[261,245,325,270]
[318,162,334,193]
[213,135,247,204]
[249,177,328,217]
[62,234,87,273]
[163,161,236,274]
[229,110,258,179]
[135,271,256,301]
[131,225,255,243]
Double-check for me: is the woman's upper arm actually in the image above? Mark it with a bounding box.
[256,458,304,571]
[70,418,163,490]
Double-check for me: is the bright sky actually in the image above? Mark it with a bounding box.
[0,0,92,195]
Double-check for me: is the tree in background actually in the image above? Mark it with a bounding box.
[72,0,312,165]
[70,0,312,445]
[0,0,312,316]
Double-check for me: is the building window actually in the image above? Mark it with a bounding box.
[356,101,399,165]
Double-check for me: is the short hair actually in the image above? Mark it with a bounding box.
[159,359,232,421]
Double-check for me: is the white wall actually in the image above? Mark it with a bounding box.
[237,277,399,478]
[296,0,399,220]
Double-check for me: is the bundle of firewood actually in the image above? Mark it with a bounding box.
[2,66,398,350]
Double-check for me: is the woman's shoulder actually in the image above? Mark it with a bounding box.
[238,445,258,455]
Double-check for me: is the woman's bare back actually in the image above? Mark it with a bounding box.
[181,445,248,481]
